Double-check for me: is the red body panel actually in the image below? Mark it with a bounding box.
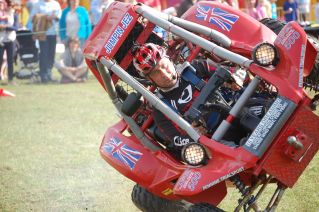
[172,136,258,196]
[83,2,139,88]
[100,119,260,205]
[260,100,319,187]
[83,2,138,60]
[182,4,316,103]
[99,120,230,205]
[181,1,277,56]
[249,22,315,103]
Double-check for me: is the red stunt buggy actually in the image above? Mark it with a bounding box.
[83,1,319,211]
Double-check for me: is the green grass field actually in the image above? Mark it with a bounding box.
[0,77,318,211]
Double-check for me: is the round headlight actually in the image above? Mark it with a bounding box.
[181,143,207,166]
[252,43,278,66]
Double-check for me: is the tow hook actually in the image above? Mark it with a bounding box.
[287,136,304,150]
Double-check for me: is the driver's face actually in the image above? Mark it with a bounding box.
[148,57,177,88]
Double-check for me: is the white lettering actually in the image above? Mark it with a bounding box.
[176,170,201,191]
[104,13,133,54]
[245,98,288,150]
[277,26,300,50]
[299,44,306,87]
[121,13,133,29]
[202,167,244,190]
[173,136,190,146]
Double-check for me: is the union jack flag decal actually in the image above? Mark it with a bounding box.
[103,137,143,170]
[196,5,239,32]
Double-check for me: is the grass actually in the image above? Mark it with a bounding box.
[0,78,138,211]
[0,76,318,211]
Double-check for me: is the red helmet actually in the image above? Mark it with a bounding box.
[132,43,165,76]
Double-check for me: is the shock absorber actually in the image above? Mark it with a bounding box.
[231,175,259,212]
[230,174,249,196]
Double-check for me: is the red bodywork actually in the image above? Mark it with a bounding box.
[84,1,319,207]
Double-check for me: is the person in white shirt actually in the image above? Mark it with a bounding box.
[31,0,61,83]
[90,0,114,28]
[297,0,310,23]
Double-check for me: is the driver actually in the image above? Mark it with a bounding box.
[132,43,214,153]
[131,43,266,158]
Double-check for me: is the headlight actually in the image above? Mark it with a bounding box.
[181,143,207,166]
[252,42,279,66]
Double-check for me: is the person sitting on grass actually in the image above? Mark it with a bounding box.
[54,37,87,83]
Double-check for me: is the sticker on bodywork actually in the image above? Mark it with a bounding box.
[245,98,289,150]
[103,137,143,170]
[162,188,174,196]
[104,12,133,54]
[299,44,306,88]
[196,6,239,31]
[176,170,201,191]
[276,25,300,50]
[202,167,244,190]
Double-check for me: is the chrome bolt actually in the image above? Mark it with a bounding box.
[287,136,304,150]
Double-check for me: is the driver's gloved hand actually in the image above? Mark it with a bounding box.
[219,140,238,147]
[191,60,212,78]
[192,121,208,135]
[311,94,319,111]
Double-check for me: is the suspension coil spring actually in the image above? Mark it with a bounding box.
[230,174,249,196]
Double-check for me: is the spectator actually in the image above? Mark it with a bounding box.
[31,0,61,83]
[297,0,310,23]
[283,0,299,22]
[0,0,18,85]
[256,0,269,19]
[79,0,90,11]
[270,0,277,19]
[90,0,114,29]
[137,0,161,11]
[246,0,259,19]
[59,0,91,47]
[26,0,38,30]
[57,0,68,9]
[54,37,87,83]
[12,1,27,28]
[264,0,272,17]
[176,0,196,17]
[315,0,319,23]
[225,0,239,9]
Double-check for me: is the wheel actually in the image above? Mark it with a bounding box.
[260,18,319,91]
[259,18,286,35]
[304,34,319,91]
[131,184,191,212]
[188,203,224,212]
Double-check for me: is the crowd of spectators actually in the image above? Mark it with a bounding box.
[0,0,319,85]
[244,0,311,23]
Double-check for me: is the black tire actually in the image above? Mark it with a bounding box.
[260,18,319,91]
[131,184,191,212]
[304,34,319,91]
[188,203,224,212]
[259,18,286,35]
